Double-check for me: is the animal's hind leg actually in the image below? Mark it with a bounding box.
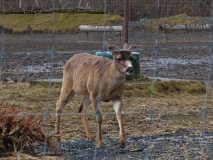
[55,85,75,142]
[79,97,94,141]
[90,96,104,147]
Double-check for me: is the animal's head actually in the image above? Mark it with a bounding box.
[106,43,137,75]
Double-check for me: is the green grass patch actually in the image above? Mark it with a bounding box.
[138,14,196,32]
[1,13,123,33]
[124,80,206,97]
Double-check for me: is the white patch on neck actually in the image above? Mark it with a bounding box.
[116,70,125,77]
[109,78,122,90]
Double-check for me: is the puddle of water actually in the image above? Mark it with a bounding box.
[14,57,209,76]
[22,62,64,73]
[148,77,188,81]
[140,58,208,70]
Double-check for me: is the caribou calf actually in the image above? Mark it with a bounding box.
[55,43,136,147]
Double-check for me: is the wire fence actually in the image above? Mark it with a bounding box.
[0,0,213,159]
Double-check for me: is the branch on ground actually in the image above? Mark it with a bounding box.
[0,105,57,156]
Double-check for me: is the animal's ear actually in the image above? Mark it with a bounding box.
[111,52,118,57]
[105,42,120,51]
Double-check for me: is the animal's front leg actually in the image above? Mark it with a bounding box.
[113,97,125,148]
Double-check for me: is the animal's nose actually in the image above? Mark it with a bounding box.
[126,67,134,74]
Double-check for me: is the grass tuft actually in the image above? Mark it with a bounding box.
[124,80,206,97]
[138,14,196,31]
[1,13,123,33]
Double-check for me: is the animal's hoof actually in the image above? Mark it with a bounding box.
[55,137,61,143]
[119,142,126,148]
[97,141,104,148]
[88,136,95,141]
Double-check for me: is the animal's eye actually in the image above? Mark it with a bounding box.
[116,58,122,62]
[130,56,134,61]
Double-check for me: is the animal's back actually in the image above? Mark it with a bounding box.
[63,53,112,95]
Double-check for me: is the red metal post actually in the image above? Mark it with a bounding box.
[124,0,130,44]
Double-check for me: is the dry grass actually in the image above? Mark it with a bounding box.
[0,107,56,157]
[0,80,213,158]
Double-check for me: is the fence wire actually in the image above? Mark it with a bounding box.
[0,0,4,86]
[0,0,213,159]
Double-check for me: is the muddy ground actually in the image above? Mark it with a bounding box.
[1,21,213,85]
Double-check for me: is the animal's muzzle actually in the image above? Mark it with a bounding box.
[126,67,134,74]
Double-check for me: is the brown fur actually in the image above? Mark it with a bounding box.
[65,53,124,99]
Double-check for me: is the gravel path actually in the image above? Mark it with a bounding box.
[35,133,213,159]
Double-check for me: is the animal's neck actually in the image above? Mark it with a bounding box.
[100,61,126,90]
[106,61,126,89]
[100,61,125,93]
[108,60,126,81]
